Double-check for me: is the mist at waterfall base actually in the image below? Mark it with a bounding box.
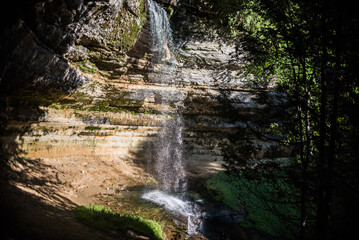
[142,190,202,236]
[140,1,245,238]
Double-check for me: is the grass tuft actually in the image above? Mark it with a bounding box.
[74,205,165,240]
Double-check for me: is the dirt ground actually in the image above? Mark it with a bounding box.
[0,152,278,240]
[0,152,151,240]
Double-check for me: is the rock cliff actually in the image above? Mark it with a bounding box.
[1,0,289,180]
[0,0,148,91]
[0,1,293,239]
[0,3,289,238]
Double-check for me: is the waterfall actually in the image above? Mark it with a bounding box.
[152,118,187,192]
[148,0,176,64]
[147,0,186,192]
[148,0,178,83]
[142,190,200,236]
[143,0,199,235]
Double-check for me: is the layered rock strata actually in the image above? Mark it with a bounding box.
[0,0,149,91]
[1,0,289,209]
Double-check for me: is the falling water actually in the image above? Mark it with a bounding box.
[143,0,199,235]
[152,118,187,192]
[147,0,186,192]
[142,190,200,236]
[148,0,177,64]
[148,0,178,83]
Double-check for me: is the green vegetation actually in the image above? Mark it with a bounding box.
[206,172,242,212]
[74,205,165,240]
[79,64,98,74]
[75,61,99,74]
[2,88,66,110]
[164,6,174,19]
[84,126,101,131]
[48,104,59,109]
[209,0,359,239]
[206,171,308,238]
[110,0,147,53]
[143,177,159,186]
[40,126,51,134]
[0,82,143,117]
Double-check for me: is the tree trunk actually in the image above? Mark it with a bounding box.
[300,57,310,240]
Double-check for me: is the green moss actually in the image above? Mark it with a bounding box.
[71,92,93,105]
[74,205,165,240]
[206,171,305,238]
[109,0,147,53]
[143,177,159,186]
[68,1,148,78]
[164,6,174,19]
[26,80,144,115]
[73,110,83,118]
[84,126,101,131]
[58,98,77,104]
[77,85,143,114]
[206,172,242,212]
[79,62,98,74]
[6,88,66,109]
[40,126,51,134]
[48,104,59,109]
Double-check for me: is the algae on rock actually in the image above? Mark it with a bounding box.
[68,0,149,78]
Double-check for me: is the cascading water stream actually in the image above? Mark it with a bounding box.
[142,190,201,236]
[148,0,174,63]
[148,0,178,83]
[142,0,199,236]
[146,0,186,192]
[152,118,187,192]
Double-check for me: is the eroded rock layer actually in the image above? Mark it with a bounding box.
[0,0,289,218]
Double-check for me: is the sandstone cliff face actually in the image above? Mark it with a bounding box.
[0,2,292,239]
[0,0,148,91]
[0,0,154,210]
[1,0,289,204]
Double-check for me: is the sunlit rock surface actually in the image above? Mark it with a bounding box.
[0,0,288,182]
[0,1,292,239]
[0,4,289,236]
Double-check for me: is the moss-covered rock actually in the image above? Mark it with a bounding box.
[0,0,149,90]
[67,0,149,79]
